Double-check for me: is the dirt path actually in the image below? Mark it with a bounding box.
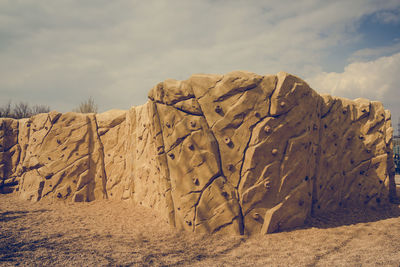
[1,194,400,266]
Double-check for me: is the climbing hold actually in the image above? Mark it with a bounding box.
[221,191,229,198]
[264,125,272,134]
[215,105,222,114]
[224,136,232,145]
[252,213,260,220]
[280,101,286,108]
[255,111,261,118]
[166,122,171,128]
[193,178,199,186]
[264,180,270,189]
[271,149,278,155]
[168,153,175,159]
[188,143,195,151]
[190,121,196,128]
[227,164,235,171]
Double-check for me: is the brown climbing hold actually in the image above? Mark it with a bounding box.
[359,135,364,140]
[342,109,347,114]
[221,191,229,199]
[168,153,175,159]
[193,178,199,186]
[166,122,171,128]
[224,136,232,145]
[366,149,371,153]
[215,105,222,113]
[264,180,270,189]
[253,213,260,220]
[271,149,278,155]
[186,221,192,226]
[188,143,195,150]
[190,121,196,128]
[227,164,234,171]
[280,101,286,108]
[255,111,261,118]
[264,125,272,134]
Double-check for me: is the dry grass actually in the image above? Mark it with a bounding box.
[1,190,400,266]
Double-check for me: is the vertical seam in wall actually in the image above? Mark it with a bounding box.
[92,114,108,200]
[152,101,176,227]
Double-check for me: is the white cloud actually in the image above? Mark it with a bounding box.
[349,42,400,62]
[0,0,400,112]
[307,52,400,133]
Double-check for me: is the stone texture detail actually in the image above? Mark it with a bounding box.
[0,71,397,235]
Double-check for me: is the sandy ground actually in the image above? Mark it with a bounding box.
[1,190,400,267]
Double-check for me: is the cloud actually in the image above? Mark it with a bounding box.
[0,0,400,113]
[307,52,400,133]
[349,42,400,62]
[373,8,400,24]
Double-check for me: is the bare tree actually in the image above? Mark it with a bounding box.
[31,104,50,115]
[0,101,12,118]
[74,97,98,113]
[13,102,31,119]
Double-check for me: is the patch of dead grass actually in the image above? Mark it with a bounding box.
[1,192,400,266]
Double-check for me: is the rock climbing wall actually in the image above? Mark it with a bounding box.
[0,71,396,235]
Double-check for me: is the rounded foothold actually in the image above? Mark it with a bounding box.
[168,153,175,159]
[252,213,260,220]
[271,149,278,155]
[264,181,270,189]
[221,191,229,198]
[224,136,232,145]
[280,101,286,108]
[264,125,272,134]
[215,105,222,113]
[188,143,194,151]
[190,121,196,128]
[255,112,261,118]
[186,220,192,226]
[193,178,199,186]
[227,164,234,171]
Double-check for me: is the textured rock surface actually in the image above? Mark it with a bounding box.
[0,71,397,235]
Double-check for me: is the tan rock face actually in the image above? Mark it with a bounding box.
[0,71,396,235]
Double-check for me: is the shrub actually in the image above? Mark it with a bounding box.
[73,97,98,114]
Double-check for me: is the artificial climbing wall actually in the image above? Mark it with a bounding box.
[0,71,396,235]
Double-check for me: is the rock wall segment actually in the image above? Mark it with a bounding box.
[0,71,396,235]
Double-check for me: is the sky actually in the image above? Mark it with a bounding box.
[1,0,400,133]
